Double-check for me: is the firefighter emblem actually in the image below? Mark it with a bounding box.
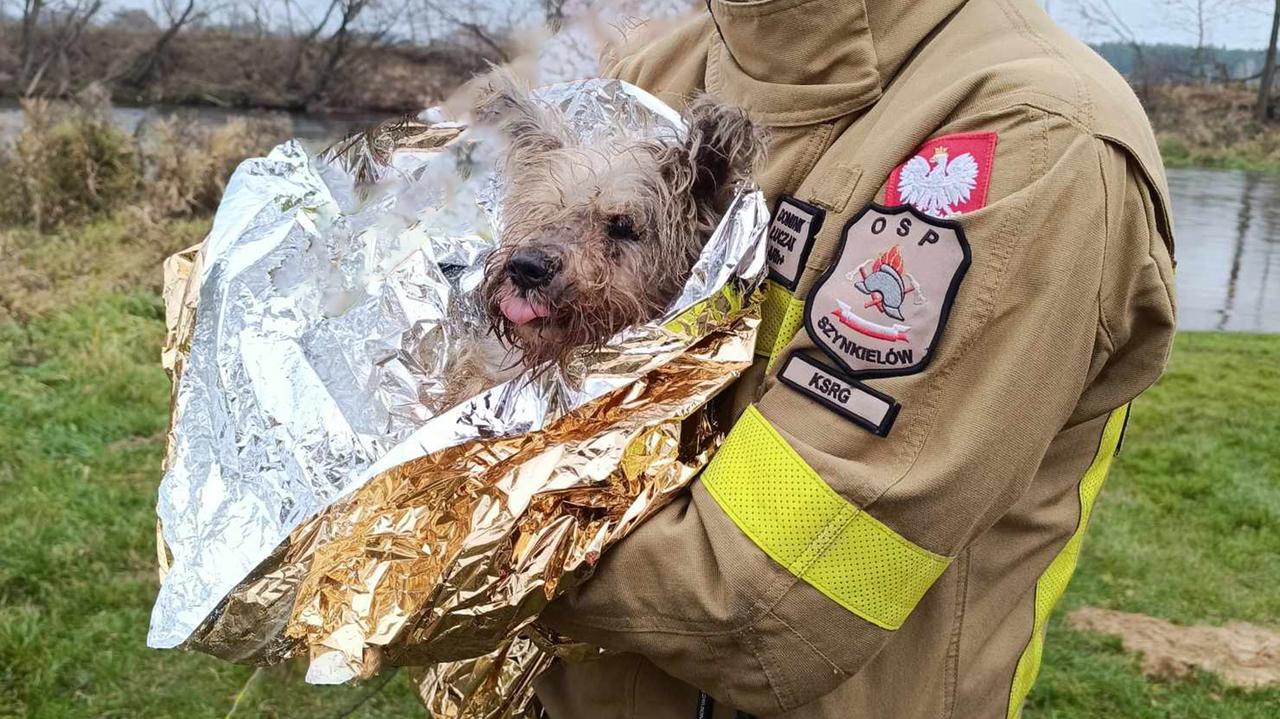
[805,204,971,378]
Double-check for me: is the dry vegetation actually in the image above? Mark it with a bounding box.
[0,87,290,323]
[0,21,484,113]
[1147,84,1280,171]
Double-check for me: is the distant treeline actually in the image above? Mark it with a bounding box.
[0,21,491,113]
[1091,42,1267,85]
[0,0,539,113]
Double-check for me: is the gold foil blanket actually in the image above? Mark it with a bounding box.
[151,79,768,716]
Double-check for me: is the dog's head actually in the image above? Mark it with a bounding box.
[475,74,766,366]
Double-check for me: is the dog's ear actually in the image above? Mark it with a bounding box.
[679,94,767,213]
[472,70,563,156]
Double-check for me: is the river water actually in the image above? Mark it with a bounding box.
[1168,168,1280,332]
[0,99,383,148]
[1,103,1276,332]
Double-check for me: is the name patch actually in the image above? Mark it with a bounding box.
[804,203,970,378]
[777,353,900,436]
[767,195,825,291]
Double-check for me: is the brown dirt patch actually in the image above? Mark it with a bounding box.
[1069,608,1280,688]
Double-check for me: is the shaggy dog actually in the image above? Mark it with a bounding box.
[474,75,767,367]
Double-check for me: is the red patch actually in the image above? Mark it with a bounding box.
[884,132,998,218]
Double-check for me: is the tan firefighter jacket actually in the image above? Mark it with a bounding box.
[535,1,1178,717]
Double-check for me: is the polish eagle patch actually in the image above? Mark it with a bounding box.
[805,204,970,378]
[885,132,997,218]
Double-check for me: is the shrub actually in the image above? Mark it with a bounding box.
[139,114,289,217]
[0,92,142,229]
[0,88,290,228]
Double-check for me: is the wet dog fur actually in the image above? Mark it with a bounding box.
[474,73,766,367]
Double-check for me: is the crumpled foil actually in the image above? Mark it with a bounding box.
[151,78,768,716]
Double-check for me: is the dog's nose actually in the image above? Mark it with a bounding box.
[506,248,556,290]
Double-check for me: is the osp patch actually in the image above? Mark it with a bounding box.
[805,204,970,378]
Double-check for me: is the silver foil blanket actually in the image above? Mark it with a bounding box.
[150,79,768,714]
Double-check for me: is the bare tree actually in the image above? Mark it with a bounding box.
[1073,0,1155,100]
[19,0,104,96]
[284,0,343,90]
[418,0,520,63]
[1261,0,1280,120]
[118,0,207,88]
[412,0,554,63]
[304,0,375,105]
[19,0,50,89]
[1159,0,1248,83]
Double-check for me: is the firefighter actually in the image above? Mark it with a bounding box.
[536,0,1177,717]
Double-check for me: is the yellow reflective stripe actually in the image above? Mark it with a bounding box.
[700,406,952,630]
[757,281,808,370]
[1006,404,1130,719]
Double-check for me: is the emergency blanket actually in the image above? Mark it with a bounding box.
[149,79,769,717]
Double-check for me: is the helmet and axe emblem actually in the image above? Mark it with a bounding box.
[849,246,924,322]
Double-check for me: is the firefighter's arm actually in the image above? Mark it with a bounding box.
[541,112,1174,715]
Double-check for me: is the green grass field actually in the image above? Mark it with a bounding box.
[1,218,1278,718]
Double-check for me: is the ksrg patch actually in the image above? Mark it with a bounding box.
[805,204,970,378]
[766,195,825,290]
[777,352,900,436]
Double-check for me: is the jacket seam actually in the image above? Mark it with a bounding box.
[700,632,729,711]
[769,606,848,678]
[1004,582,1039,719]
[1002,412,1115,718]
[960,92,1095,134]
[710,0,835,20]
[744,622,793,712]
[1095,141,1116,350]
[943,549,972,719]
[626,654,643,719]
[995,0,1093,125]
[705,40,880,127]
[785,123,835,197]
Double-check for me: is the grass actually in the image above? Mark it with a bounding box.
[0,284,426,719]
[1,212,1277,715]
[1025,332,1280,718]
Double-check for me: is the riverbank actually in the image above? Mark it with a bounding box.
[0,92,290,231]
[1148,85,1280,173]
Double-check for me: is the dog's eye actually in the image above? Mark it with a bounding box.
[605,214,640,241]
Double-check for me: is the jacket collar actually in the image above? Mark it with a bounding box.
[706,0,968,127]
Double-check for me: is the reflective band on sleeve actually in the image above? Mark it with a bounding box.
[700,406,951,630]
[1005,404,1130,719]
[757,281,808,370]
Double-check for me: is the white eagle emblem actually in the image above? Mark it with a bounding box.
[896,146,980,218]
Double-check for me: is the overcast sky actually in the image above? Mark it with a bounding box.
[1045,0,1278,50]
[83,0,1280,51]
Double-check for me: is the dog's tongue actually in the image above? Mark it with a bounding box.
[500,296,549,325]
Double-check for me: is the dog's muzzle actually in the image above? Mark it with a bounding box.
[506,247,557,290]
